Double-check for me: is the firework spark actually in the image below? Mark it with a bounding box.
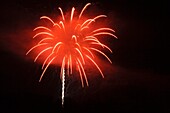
[26,3,117,106]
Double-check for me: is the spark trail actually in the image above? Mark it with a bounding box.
[26,3,117,106]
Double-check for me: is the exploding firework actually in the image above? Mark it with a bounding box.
[26,3,117,106]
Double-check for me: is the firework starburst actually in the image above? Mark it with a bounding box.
[26,3,117,106]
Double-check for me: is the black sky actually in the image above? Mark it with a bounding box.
[0,0,170,113]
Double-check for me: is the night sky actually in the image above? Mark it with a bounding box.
[1,0,169,113]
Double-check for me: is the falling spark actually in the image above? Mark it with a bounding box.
[26,3,117,106]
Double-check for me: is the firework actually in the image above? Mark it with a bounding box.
[26,3,117,106]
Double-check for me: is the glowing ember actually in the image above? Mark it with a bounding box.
[26,3,117,106]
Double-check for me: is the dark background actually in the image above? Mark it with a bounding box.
[1,0,169,113]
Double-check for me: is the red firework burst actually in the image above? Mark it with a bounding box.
[26,3,117,87]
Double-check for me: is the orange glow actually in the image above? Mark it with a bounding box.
[26,3,117,87]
